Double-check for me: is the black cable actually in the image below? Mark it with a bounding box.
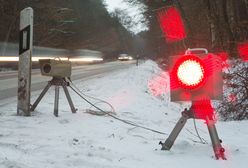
[69,85,168,135]
[68,80,209,144]
[68,79,209,143]
[69,81,115,113]
[192,112,207,144]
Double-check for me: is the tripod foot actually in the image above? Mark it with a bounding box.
[72,108,78,113]
[159,141,172,150]
[214,147,226,160]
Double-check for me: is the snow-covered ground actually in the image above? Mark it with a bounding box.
[0,60,247,168]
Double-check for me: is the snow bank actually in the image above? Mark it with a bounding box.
[0,60,247,168]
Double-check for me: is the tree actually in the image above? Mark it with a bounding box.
[0,0,136,57]
[132,0,248,121]
[217,60,248,120]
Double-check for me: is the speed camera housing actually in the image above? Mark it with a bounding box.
[39,59,71,78]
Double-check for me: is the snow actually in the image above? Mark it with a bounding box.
[0,60,247,168]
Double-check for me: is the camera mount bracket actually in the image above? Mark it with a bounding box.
[30,77,77,117]
[159,101,226,160]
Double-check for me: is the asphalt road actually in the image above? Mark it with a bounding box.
[0,61,135,100]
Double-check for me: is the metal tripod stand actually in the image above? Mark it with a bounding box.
[159,102,226,160]
[30,77,77,117]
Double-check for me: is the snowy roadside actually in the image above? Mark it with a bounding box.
[0,60,247,168]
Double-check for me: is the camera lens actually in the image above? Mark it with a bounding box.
[43,64,51,73]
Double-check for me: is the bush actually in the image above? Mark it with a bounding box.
[217,59,248,121]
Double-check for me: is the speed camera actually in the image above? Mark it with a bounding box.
[39,59,71,78]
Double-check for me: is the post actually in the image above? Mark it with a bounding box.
[17,7,33,116]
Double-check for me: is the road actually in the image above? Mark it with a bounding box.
[0,61,135,100]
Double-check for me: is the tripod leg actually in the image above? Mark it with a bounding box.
[54,86,59,117]
[206,118,226,160]
[62,85,77,113]
[160,114,188,150]
[30,83,51,111]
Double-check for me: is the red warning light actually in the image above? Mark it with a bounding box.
[191,99,215,120]
[238,42,248,61]
[170,48,223,102]
[215,51,229,69]
[158,7,186,42]
[148,72,169,96]
[173,55,206,89]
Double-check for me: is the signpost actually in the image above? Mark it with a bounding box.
[17,7,33,116]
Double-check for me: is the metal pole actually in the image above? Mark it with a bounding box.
[17,7,33,116]
[160,109,191,150]
[62,85,77,113]
[206,117,226,160]
[54,86,60,117]
[30,83,51,111]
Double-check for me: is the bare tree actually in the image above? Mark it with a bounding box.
[217,60,248,120]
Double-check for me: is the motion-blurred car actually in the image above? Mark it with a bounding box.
[118,54,133,61]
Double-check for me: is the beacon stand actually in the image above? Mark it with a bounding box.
[159,101,226,160]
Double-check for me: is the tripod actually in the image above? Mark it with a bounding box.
[159,101,226,160]
[31,77,77,117]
